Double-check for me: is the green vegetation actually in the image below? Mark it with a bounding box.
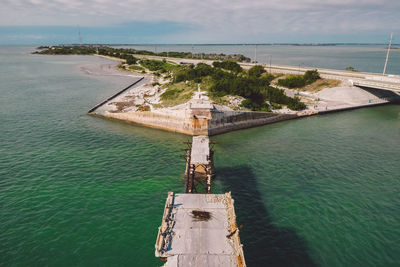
[212,61,243,73]
[139,59,175,72]
[159,82,197,107]
[129,65,145,71]
[346,66,359,72]
[162,61,306,111]
[277,69,321,88]
[33,45,251,62]
[174,63,214,83]
[248,65,266,77]
[35,46,306,111]
[125,55,137,65]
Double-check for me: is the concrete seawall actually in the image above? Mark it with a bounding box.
[104,111,209,135]
[101,109,298,136]
[209,111,297,135]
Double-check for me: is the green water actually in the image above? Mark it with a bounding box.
[1,47,400,266]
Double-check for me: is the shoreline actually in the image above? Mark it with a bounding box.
[76,53,399,136]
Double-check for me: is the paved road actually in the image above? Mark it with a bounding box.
[134,54,400,93]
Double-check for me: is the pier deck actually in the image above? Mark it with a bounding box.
[155,192,246,267]
[190,136,210,164]
[185,135,215,193]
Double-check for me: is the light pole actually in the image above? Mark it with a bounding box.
[298,62,304,75]
[265,55,272,73]
[383,32,393,75]
[269,55,272,73]
[254,43,258,63]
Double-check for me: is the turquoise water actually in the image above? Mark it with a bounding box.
[1,46,400,266]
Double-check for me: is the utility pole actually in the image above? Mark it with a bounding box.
[254,43,257,63]
[269,55,272,73]
[298,62,304,74]
[78,25,82,47]
[383,32,393,75]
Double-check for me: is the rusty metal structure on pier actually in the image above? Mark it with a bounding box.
[184,135,216,194]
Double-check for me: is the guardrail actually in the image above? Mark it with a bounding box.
[351,80,400,92]
[88,76,144,113]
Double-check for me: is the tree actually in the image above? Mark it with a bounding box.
[248,65,266,77]
[303,69,320,84]
[212,60,243,73]
[126,55,137,65]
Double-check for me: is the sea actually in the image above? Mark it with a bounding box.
[0,45,399,266]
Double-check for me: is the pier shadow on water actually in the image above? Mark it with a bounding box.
[217,166,316,267]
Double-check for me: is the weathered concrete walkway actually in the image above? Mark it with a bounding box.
[155,192,246,267]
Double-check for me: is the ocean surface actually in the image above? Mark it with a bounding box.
[1,46,400,266]
[117,44,400,75]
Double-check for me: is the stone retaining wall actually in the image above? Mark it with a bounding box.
[100,109,297,136]
[208,111,297,135]
[104,111,209,135]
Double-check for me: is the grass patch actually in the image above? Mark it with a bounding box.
[159,81,197,107]
[210,95,231,106]
[303,79,341,92]
[139,59,177,72]
[129,65,144,71]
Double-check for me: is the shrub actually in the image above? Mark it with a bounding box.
[174,63,213,83]
[277,70,320,89]
[346,66,358,72]
[248,65,266,77]
[212,60,243,73]
[140,59,165,71]
[277,75,306,88]
[287,97,306,110]
[303,69,320,84]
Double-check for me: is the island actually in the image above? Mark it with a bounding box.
[34,45,399,135]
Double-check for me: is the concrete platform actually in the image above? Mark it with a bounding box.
[155,192,246,267]
[190,136,210,165]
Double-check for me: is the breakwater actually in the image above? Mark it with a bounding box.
[88,77,144,113]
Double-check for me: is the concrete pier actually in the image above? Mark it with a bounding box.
[155,192,246,267]
[185,135,215,193]
[155,136,246,266]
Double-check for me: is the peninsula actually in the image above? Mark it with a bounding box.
[34,45,400,136]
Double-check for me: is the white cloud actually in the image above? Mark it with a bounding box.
[1,0,399,42]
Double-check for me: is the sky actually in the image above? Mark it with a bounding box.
[0,0,399,44]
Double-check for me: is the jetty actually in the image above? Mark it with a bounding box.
[155,136,246,267]
[184,135,215,193]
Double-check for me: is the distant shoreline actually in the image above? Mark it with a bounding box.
[40,43,400,47]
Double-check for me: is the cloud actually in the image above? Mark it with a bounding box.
[0,0,399,43]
